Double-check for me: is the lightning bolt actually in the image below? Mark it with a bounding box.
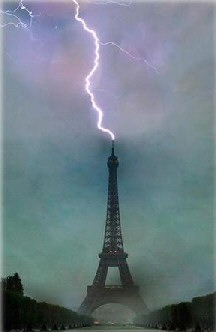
[0,0,36,29]
[73,0,115,141]
[100,41,159,74]
[73,0,158,141]
[2,0,158,141]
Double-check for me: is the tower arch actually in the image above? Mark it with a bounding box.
[93,302,137,324]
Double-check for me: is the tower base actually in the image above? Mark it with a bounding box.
[78,285,148,317]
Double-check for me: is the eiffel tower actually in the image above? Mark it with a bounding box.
[78,141,148,316]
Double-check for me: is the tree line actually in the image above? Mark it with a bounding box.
[2,273,93,331]
[134,292,215,331]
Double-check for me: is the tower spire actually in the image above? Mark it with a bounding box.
[111,139,114,156]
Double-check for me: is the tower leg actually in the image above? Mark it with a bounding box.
[93,262,108,287]
[119,263,134,286]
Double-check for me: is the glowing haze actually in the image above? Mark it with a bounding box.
[73,0,115,141]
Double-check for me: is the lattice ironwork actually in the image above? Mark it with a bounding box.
[78,141,147,316]
[103,142,123,252]
[92,141,134,288]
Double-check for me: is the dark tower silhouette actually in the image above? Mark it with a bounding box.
[78,141,147,316]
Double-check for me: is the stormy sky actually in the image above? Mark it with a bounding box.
[3,0,215,311]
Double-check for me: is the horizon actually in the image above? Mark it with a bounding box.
[3,271,215,315]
